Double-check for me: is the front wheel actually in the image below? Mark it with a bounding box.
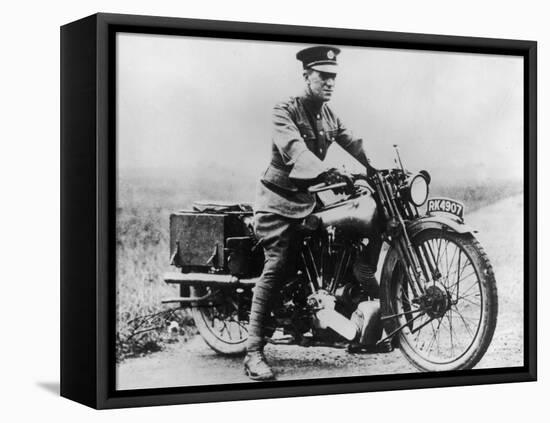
[381,229,498,372]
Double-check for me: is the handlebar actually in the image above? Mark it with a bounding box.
[308,181,349,193]
[307,171,376,195]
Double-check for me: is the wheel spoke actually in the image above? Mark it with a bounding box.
[382,307,426,320]
[234,319,248,331]
[455,250,462,288]
[436,237,443,267]
[426,320,438,356]
[225,321,233,340]
[440,316,454,357]
[443,240,450,279]
[197,292,249,345]
[453,280,479,299]
[457,295,481,307]
[446,270,476,292]
[452,306,475,338]
[446,243,459,280]
[435,318,444,356]
[413,318,425,344]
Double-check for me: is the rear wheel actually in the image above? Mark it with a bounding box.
[381,229,498,372]
[190,286,249,355]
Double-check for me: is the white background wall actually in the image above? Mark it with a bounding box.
[1,0,546,421]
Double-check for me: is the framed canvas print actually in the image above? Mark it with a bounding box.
[60,13,537,409]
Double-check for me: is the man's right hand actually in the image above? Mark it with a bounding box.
[365,159,377,177]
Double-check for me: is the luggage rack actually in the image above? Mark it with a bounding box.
[185,201,253,214]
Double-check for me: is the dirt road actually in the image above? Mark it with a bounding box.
[116,194,524,390]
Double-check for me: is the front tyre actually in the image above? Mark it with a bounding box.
[381,229,498,372]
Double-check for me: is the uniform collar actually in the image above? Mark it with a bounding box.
[300,91,325,114]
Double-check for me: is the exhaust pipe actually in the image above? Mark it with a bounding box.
[309,291,359,341]
[315,308,359,341]
[162,272,257,306]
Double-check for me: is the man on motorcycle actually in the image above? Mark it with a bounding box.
[244,46,383,380]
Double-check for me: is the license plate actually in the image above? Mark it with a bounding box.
[426,197,465,221]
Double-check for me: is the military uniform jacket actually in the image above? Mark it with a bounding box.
[255,94,370,218]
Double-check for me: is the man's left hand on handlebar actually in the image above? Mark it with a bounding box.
[320,168,354,195]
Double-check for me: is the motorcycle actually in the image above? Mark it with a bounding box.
[163,146,498,372]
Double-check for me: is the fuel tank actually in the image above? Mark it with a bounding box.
[313,192,379,238]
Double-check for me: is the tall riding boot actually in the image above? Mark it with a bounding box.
[350,239,393,353]
[353,261,380,299]
[245,212,298,380]
[353,236,383,299]
[244,280,275,380]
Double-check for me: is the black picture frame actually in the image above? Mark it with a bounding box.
[60,12,537,409]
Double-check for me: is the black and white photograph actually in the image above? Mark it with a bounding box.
[114,32,525,390]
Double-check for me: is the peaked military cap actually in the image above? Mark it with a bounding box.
[296,46,341,74]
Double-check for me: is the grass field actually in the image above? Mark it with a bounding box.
[116,171,522,361]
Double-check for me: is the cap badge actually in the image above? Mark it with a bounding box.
[327,50,335,60]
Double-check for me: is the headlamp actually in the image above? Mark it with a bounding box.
[405,171,430,206]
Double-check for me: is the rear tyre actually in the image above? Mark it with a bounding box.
[381,229,498,372]
[190,286,248,356]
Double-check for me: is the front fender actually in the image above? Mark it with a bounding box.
[406,215,476,239]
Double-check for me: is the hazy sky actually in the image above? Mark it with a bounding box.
[116,33,523,183]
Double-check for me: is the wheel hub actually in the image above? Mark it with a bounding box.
[420,284,451,318]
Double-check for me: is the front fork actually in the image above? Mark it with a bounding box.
[372,173,441,299]
[376,229,445,346]
[393,226,448,305]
